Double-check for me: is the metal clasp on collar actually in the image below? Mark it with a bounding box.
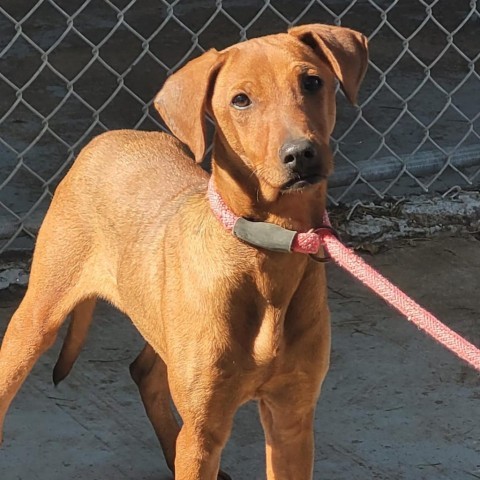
[308,225,340,263]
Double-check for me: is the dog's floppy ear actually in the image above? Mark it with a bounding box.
[288,24,368,106]
[154,49,224,163]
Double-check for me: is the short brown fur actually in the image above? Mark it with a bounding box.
[0,24,368,479]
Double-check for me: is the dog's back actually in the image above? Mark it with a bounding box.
[41,129,206,294]
[56,130,206,244]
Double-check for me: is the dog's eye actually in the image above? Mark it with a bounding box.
[303,75,323,93]
[231,93,252,109]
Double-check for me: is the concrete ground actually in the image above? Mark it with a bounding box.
[0,233,479,480]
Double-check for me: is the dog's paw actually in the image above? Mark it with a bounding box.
[218,469,232,480]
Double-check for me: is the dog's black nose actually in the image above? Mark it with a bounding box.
[280,139,317,169]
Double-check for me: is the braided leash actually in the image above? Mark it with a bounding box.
[320,212,480,372]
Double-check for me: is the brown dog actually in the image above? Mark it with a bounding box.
[0,24,367,479]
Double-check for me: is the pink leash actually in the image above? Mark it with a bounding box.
[319,213,480,372]
[208,180,480,372]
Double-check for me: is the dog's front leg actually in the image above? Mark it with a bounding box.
[130,344,232,480]
[168,366,238,480]
[175,419,235,480]
[259,398,317,480]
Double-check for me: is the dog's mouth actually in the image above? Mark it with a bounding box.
[281,173,326,192]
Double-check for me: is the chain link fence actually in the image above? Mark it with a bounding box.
[0,0,479,254]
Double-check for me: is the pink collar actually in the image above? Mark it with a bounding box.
[207,177,335,258]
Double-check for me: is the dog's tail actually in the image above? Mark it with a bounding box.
[52,297,97,386]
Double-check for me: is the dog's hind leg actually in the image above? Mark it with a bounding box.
[130,344,232,480]
[0,286,83,443]
[0,200,96,443]
[130,344,180,473]
[52,297,97,385]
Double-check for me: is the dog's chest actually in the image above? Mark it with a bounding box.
[247,304,282,365]
[245,259,307,366]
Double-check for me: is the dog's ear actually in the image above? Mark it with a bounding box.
[288,24,368,106]
[154,49,224,163]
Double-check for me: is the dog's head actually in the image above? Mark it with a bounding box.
[155,24,368,206]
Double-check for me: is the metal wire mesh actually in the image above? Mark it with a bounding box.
[0,0,479,253]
